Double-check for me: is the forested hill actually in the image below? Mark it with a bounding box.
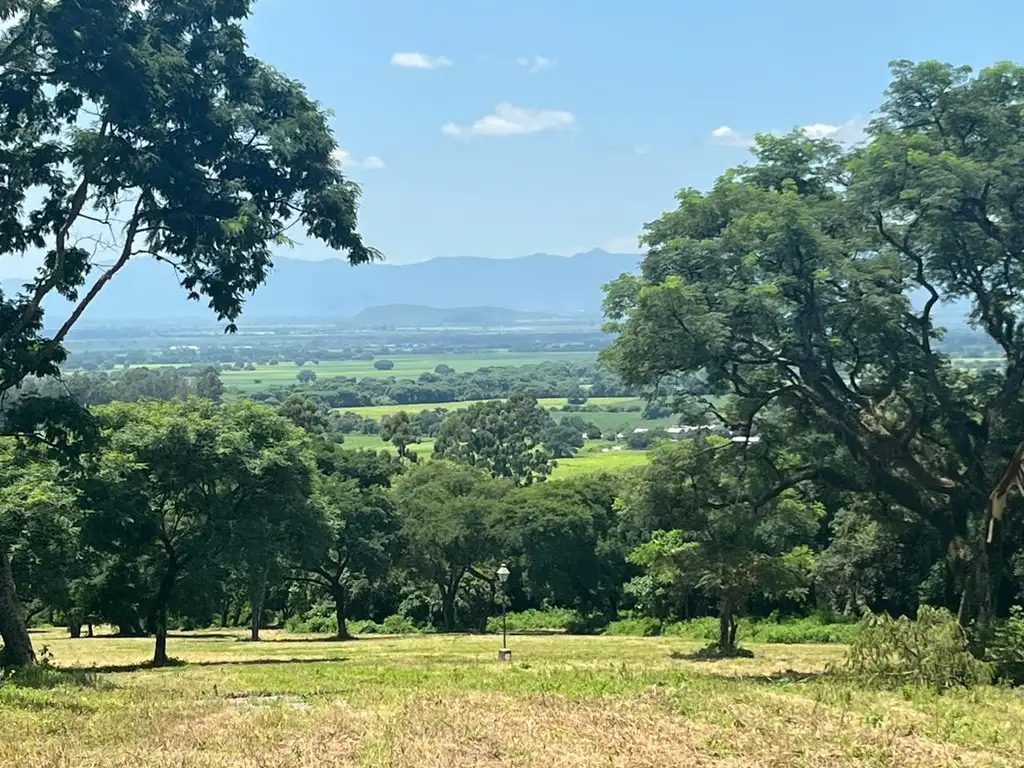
[7,249,641,323]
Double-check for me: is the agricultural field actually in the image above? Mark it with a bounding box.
[3,628,1021,767]
[217,351,599,392]
[338,396,642,420]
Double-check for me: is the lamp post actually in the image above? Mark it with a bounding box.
[496,563,511,662]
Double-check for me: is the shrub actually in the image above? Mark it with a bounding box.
[347,619,382,635]
[606,618,662,636]
[844,607,990,690]
[284,607,338,635]
[565,612,609,635]
[380,614,419,635]
[485,608,577,634]
[989,606,1024,685]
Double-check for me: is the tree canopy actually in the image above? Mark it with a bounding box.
[603,59,1024,634]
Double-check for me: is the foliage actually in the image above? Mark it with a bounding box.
[606,617,662,636]
[623,438,823,653]
[392,462,507,630]
[844,607,990,690]
[484,607,578,634]
[433,393,554,485]
[603,59,1024,635]
[988,606,1024,685]
[379,411,418,460]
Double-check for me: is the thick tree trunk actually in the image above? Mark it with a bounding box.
[87,622,94,638]
[68,622,82,639]
[153,608,168,667]
[441,587,457,631]
[717,597,736,655]
[333,587,352,640]
[220,601,230,629]
[0,549,34,666]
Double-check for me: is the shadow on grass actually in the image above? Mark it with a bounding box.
[74,655,349,675]
[1,664,104,691]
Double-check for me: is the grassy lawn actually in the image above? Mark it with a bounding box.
[3,628,1021,767]
[218,351,599,392]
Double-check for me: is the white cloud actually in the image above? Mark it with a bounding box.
[711,116,869,149]
[632,144,651,155]
[331,148,386,171]
[391,52,452,69]
[516,55,555,73]
[604,235,642,253]
[442,102,577,140]
[710,125,756,148]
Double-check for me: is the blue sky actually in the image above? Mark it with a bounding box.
[241,0,1024,264]
[3,0,1024,280]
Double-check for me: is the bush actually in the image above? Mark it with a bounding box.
[844,607,990,690]
[989,606,1024,685]
[660,614,858,645]
[606,618,662,636]
[485,608,577,634]
[284,607,338,635]
[380,614,419,635]
[347,619,382,635]
[565,612,609,635]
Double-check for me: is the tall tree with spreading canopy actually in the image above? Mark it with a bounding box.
[603,59,1024,637]
[0,0,377,665]
[433,393,554,485]
[622,438,821,655]
[80,399,313,665]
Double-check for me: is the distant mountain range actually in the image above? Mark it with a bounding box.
[5,249,642,325]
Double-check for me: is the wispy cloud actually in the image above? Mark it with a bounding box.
[442,102,577,140]
[632,144,651,155]
[516,55,555,73]
[710,116,869,148]
[391,52,452,69]
[332,149,386,171]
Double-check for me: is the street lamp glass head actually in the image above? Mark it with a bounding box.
[496,563,510,583]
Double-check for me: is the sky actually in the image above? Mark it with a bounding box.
[4,0,1024,278]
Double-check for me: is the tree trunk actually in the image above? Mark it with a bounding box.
[717,597,736,655]
[87,622,94,638]
[441,587,457,631]
[220,600,230,629]
[334,587,352,640]
[249,566,268,642]
[150,564,177,667]
[0,549,34,666]
[68,622,82,639]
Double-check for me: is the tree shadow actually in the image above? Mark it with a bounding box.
[68,655,349,675]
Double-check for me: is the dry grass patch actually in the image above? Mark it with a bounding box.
[2,630,1023,766]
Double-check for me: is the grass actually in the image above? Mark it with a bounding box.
[217,351,598,392]
[338,433,647,478]
[2,628,1022,766]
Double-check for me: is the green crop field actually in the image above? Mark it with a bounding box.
[340,433,647,478]
[338,396,643,420]
[3,628,1020,767]
[218,351,598,392]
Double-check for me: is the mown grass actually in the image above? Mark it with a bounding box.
[2,628,1022,766]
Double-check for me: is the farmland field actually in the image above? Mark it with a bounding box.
[3,628,1020,767]
[217,351,599,392]
[338,396,642,420]
[341,433,648,478]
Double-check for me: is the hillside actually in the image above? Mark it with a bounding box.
[7,249,641,324]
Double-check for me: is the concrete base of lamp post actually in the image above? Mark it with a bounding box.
[497,648,512,662]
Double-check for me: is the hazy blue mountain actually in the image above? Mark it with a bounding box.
[4,249,641,324]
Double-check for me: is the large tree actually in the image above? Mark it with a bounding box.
[433,393,554,485]
[0,0,377,665]
[392,461,506,630]
[622,438,821,655]
[603,60,1024,635]
[81,399,313,665]
[296,447,403,640]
